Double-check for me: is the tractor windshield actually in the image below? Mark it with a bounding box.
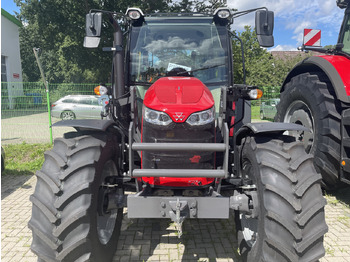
[339,10,350,54]
[129,21,230,89]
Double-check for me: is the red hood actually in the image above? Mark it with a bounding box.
[143,77,215,123]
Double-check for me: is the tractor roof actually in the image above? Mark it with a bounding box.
[127,7,232,26]
[144,16,214,24]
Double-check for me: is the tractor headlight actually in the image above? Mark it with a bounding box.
[186,107,215,126]
[248,89,263,100]
[144,107,172,126]
[94,85,109,96]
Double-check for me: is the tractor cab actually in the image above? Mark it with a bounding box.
[125,9,232,187]
[127,9,231,106]
[338,0,350,54]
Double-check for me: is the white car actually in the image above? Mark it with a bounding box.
[260,98,280,120]
[51,95,103,120]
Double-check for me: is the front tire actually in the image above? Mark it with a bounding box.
[275,72,343,189]
[236,135,327,262]
[29,133,123,261]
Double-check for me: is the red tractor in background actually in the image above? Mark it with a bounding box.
[29,5,327,262]
[275,0,350,189]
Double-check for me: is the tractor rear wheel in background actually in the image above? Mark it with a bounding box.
[236,135,327,262]
[275,72,343,190]
[29,133,123,261]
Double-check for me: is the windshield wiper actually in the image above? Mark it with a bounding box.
[190,63,226,73]
[131,81,152,86]
[170,63,226,76]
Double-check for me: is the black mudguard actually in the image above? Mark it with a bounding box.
[281,56,350,103]
[235,122,309,146]
[231,122,310,183]
[53,119,115,132]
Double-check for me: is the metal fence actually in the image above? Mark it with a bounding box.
[1,82,280,144]
[1,82,97,144]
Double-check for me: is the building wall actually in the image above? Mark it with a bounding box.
[1,10,24,109]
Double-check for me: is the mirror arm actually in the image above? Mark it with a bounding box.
[88,11,94,32]
[264,8,269,28]
[232,7,268,19]
[108,13,119,32]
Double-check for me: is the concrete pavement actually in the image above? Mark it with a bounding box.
[2,174,350,262]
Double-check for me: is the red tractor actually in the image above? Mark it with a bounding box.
[29,6,327,262]
[275,0,350,190]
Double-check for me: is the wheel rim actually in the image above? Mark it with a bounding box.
[97,160,119,245]
[283,100,314,153]
[240,158,258,248]
[61,111,75,120]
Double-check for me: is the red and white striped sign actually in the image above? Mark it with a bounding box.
[303,29,321,46]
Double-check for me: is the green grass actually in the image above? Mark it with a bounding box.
[251,106,260,120]
[2,142,52,175]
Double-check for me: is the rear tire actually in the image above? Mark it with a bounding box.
[275,72,342,189]
[29,133,123,261]
[236,135,327,262]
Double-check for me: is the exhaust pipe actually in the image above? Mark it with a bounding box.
[109,14,125,103]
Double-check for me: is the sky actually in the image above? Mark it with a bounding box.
[226,0,345,51]
[2,0,346,51]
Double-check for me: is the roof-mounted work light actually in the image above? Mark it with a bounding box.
[126,8,144,20]
[213,7,232,25]
[337,0,349,9]
[214,8,231,19]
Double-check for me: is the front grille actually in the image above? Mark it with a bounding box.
[142,121,215,169]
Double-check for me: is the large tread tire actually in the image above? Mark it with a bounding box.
[29,133,123,262]
[275,72,343,189]
[236,135,327,262]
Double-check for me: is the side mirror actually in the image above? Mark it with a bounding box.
[255,10,274,47]
[84,12,102,48]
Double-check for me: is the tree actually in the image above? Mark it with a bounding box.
[232,26,273,86]
[19,0,303,87]
[271,53,311,86]
[232,26,310,87]
[15,0,174,84]
[15,0,227,84]
[170,0,225,13]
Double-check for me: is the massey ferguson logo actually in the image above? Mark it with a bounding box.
[173,112,185,121]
